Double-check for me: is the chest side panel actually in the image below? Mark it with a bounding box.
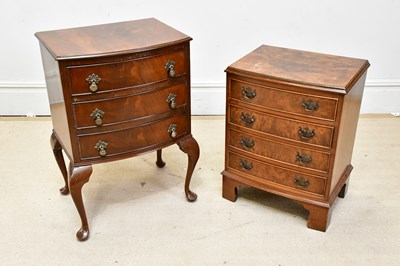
[330,72,367,195]
[39,43,73,158]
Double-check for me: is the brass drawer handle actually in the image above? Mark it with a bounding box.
[86,73,101,92]
[167,123,177,138]
[302,100,319,112]
[166,93,177,109]
[240,137,255,149]
[241,87,256,100]
[240,159,253,171]
[240,112,256,125]
[296,152,312,164]
[90,108,105,126]
[298,127,315,139]
[94,140,108,157]
[165,60,176,78]
[294,176,310,188]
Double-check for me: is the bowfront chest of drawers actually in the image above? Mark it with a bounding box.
[222,45,369,231]
[36,18,199,241]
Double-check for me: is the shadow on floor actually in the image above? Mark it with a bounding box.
[238,186,310,220]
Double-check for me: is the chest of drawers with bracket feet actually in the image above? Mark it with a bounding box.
[222,45,369,231]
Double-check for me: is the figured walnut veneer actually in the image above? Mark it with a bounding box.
[36,18,199,241]
[222,45,369,231]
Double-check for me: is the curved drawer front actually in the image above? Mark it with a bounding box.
[74,83,186,128]
[68,50,186,94]
[78,114,187,160]
[230,106,334,148]
[228,152,326,196]
[229,129,330,173]
[230,79,338,121]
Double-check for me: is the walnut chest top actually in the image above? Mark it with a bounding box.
[35,18,192,60]
[226,45,369,93]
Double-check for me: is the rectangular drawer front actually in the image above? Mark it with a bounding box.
[68,50,185,94]
[74,83,186,128]
[78,114,187,159]
[228,152,326,196]
[229,129,330,173]
[230,79,338,121]
[230,106,334,148]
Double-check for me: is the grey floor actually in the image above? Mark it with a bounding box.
[1,116,399,265]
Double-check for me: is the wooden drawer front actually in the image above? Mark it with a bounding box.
[229,129,330,173]
[74,83,186,128]
[228,152,326,196]
[230,106,334,148]
[68,50,186,94]
[78,114,187,159]
[230,79,338,121]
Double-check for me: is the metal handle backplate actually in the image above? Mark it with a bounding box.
[240,159,253,171]
[90,108,105,126]
[302,100,319,112]
[240,112,256,125]
[240,137,255,149]
[165,60,176,78]
[298,127,315,139]
[166,93,177,109]
[94,140,108,157]
[86,73,101,92]
[296,152,312,164]
[294,176,310,188]
[168,123,177,138]
[241,87,257,100]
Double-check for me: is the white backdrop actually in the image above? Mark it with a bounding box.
[0,0,399,115]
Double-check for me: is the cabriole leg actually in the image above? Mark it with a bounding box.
[50,131,69,195]
[177,135,200,202]
[156,149,166,168]
[69,163,92,241]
